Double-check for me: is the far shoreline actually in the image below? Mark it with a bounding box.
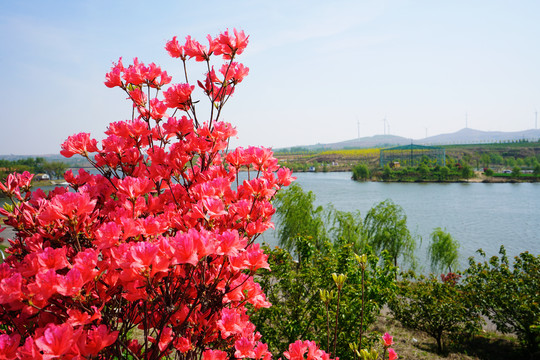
[290,169,539,183]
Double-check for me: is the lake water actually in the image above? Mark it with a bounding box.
[258,172,540,271]
[2,173,538,271]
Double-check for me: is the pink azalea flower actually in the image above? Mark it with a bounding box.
[283,340,307,360]
[202,349,228,360]
[60,132,99,158]
[382,332,394,347]
[163,83,195,110]
[78,325,119,356]
[235,337,256,358]
[165,36,186,59]
[0,333,20,360]
[35,323,80,359]
[104,57,124,88]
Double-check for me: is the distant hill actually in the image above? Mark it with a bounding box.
[283,128,540,151]
[3,129,540,157]
[419,128,540,145]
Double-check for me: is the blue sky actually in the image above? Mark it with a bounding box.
[1,0,540,155]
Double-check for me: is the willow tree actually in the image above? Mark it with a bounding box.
[273,185,367,254]
[364,199,418,269]
[273,183,327,251]
[328,207,365,252]
[428,227,460,273]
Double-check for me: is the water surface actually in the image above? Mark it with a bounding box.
[259,172,540,271]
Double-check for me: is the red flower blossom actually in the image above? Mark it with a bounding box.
[78,325,118,356]
[163,83,194,110]
[202,349,228,360]
[184,35,210,61]
[382,332,393,347]
[165,36,186,59]
[35,323,80,359]
[215,28,249,59]
[104,57,124,88]
[0,333,20,360]
[60,132,99,158]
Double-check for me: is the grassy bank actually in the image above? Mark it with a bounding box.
[374,309,523,360]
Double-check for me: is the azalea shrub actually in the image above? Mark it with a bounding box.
[0,29,341,360]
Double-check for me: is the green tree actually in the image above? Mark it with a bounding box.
[512,166,521,178]
[439,166,450,181]
[428,228,460,273]
[490,153,504,165]
[273,183,326,251]
[390,273,481,354]
[445,155,455,167]
[418,163,429,179]
[352,163,370,181]
[506,157,516,167]
[42,161,68,179]
[465,247,540,354]
[484,168,494,177]
[533,163,540,177]
[480,153,491,168]
[524,156,537,167]
[328,207,365,252]
[461,164,474,179]
[364,199,418,269]
[382,164,392,180]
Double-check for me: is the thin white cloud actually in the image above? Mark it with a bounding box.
[244,0,390,54]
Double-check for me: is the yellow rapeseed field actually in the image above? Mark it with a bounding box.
[318,148,380,157]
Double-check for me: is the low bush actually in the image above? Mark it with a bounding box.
[465,247,540,355]
[352,163,370,181]
[389,272,482,354]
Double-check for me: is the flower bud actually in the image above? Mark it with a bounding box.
[359,348,374,360]
[382,332,394,347]
[355,253,368,270]
[319,289,327,302]
[332,273,347,290]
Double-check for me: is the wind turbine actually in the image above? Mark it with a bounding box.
[382,117,389,135]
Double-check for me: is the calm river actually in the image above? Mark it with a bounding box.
[258,172,540,271]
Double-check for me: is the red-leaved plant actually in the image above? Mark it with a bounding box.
[0,29,334,360]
